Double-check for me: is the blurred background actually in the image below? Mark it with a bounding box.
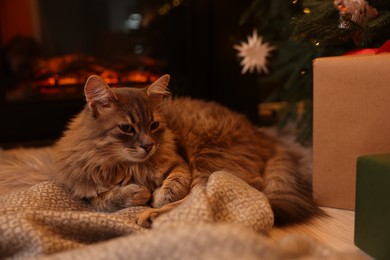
[1,0,389,147]
[0,0,261,147]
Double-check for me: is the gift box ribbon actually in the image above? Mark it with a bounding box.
[344,39,390,55]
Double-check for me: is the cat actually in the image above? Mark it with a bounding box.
[0,74,320,227]
[54,75,191,214]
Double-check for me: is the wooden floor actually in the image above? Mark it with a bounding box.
[269,207,365,253]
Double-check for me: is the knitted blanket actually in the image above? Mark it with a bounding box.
[0,170,366,259]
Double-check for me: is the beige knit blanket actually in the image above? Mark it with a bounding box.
[0,170,366,259]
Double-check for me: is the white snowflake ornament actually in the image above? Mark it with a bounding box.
[234,30,276,75]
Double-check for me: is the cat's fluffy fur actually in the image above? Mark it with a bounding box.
[54,75,191,212]
[0,75,320,226]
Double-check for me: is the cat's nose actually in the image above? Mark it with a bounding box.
[141,143,154,153]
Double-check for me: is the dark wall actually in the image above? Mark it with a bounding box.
[39,0,109,56]
[188,0,260,122]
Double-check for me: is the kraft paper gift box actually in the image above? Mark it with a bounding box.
[355,154,390,260]
[313,53,390,210]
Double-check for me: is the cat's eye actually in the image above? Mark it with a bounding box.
[118,124,134,133]
[150,121,159,131]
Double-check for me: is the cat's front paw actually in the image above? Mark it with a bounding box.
[112,184,151,208]
[128,184,152,206]
[151,187,176,208]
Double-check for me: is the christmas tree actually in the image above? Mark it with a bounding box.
[235,0,390,144]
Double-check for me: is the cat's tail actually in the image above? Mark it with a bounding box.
[262,142,323,226]
[0,147,55,196]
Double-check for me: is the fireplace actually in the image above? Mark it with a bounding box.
[0,0,259,147]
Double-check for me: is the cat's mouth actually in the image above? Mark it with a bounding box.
[126,147,156,163]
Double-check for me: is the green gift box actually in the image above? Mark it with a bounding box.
[355,154,390,260]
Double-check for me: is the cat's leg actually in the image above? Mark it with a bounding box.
[136,164,191,228]
[151,164,191,208]
[91,184,151,211]
[189,169,209,189]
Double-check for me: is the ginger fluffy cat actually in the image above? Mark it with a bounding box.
[1,75,320,227]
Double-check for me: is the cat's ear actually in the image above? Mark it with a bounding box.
[146,74,171,104]
[84,75,118,117]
